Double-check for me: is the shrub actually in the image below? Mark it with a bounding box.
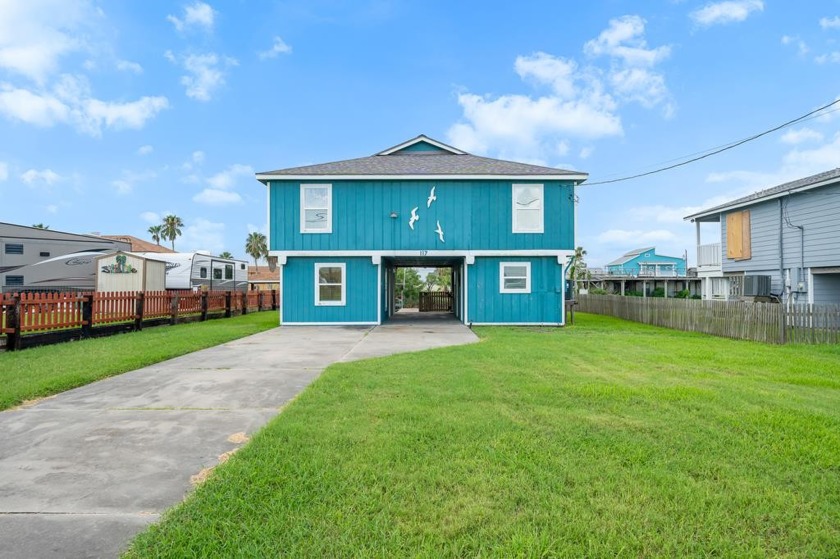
[651,287,665,298]
[589,287,608,295]
[675,289,691,299]
[625,290,644,297]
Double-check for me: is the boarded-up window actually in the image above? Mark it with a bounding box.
[726,210,751,260]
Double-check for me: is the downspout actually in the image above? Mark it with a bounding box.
[778,199,784,302]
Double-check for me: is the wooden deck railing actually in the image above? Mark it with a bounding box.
[419,291,453,312]
[1,289,279,351]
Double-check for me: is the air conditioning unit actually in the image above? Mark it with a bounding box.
[743,275,771,297]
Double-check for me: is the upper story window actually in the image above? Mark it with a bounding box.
[512,184,544,233]
[726,210,751,260]
[5,244,24,255]
[225,264,233,280]
[301,184,332,233]
[500,262,531,294]
[315,263,345,306]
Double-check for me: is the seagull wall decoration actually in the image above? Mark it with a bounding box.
[409,207,419,230]
[435,220,445,243]
[427,186,436,208]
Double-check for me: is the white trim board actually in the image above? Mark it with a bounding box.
[470,322,564,326]
[270,249,576,259]
[281,322,378,326]
[377,135,466,156]
[257,173,588,182]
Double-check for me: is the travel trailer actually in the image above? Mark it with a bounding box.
[2,251,108,292]
[136,251,249,292]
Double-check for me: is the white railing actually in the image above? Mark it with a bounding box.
[697,243,721,267]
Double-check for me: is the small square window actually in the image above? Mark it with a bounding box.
[200,267,207,278]
[315,263,346,306]
[500,262,531,294]
[5,244,23,255]
[301,184,332,233]
[40,251,50,257]
[214,268,222,280]
[225,265,233,280]
[5,275,24,286]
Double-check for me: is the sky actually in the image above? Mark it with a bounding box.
[1,0,839,267]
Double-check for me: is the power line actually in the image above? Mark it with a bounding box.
[584,97,840,186]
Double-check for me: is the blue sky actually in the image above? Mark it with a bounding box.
[1,0,839,267]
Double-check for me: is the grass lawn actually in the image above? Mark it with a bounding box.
[0,311,279,411]
[125,313,840,558]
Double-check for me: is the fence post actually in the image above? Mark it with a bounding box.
[241,291,248,315]
[135,292,144,331]
[257,290,263,312]
[200,291,208,321]
[6,295,21,351]
[271,289,278,311]
[81,295,93,339]
[779,304,786,345]
[225,291,232,318]
[170,292,179,325]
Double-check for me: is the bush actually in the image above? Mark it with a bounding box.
[651,288,665,298]
[675,289,691,299]
[625,290,644,297]
[691,294,702,299]
[589,287,608,295]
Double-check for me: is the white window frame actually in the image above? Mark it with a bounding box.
[500,262,531,294]
[512,184,544,233]
[315,263,346,306]
[300,184,333,233]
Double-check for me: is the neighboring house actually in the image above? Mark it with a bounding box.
[0,222,130,291]
[256,134,587,325]
[248,267,280,291]
[604,247,686,277]
[685,168,840,304]
[100,235,175,254]
[591,246,696,297]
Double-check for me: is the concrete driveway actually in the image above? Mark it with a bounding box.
[0,316,478,559]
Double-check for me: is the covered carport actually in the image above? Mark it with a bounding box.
[382,256,465,323]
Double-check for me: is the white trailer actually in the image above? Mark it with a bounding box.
[135,252,248,292]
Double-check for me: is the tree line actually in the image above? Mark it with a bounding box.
[147,216,269,267]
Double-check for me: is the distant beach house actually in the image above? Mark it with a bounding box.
[256,134,588,325]
[685,168,840,304]
[604,247,687,277]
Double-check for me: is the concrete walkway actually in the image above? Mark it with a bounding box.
[0,316,478,559]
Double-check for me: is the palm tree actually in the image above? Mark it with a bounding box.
[244,232,267,269]
[568,246,590,295]
[219,251,233,259]
[161,215,184,250]
[148,225,163,245]
[32,223,49,229]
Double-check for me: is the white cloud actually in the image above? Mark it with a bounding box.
[690,1,763,27]
[140,211,161,223]
[820,16,840,30]
[137,145,153,156]
[0,77,168,135]
[597,229,677,244]
[815,52,840,64]
[0,162,7,181]
[0,0,99,83]
[192,150,205,164]
[583,15,670,67]
[781,35,809,56]
[167,1,216,32]
[46,204,58,214]
[21,168,62,185]
[112,179,132,194]
[206,163,253,189]
[110,169,156,195]
[258,36,293,59]
[179,218,226,253]
[448,16,672,163]
[169,52,237,101]
[193,188,243,205]
[116,59,143,74]
[780,127,823,145]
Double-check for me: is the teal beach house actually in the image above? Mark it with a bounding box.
[256,135,587,326]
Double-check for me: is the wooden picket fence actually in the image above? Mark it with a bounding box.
[577,294,840,344]
[419,291,453,312]
[1,289,279,351]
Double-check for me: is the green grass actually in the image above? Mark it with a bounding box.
[125,313,840,557]
[0,311,279,411]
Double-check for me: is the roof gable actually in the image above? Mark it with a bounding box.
[376,135,465,156]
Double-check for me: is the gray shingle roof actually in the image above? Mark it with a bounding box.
[256,135,587,179]
[685,167,840,220]
[606,247,655,266]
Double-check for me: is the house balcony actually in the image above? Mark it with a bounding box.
[697,243,721,271]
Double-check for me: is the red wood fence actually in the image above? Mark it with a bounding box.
[1,289,279,351]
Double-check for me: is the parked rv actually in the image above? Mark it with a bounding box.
[1,251,106,292]
[136,252,249,292]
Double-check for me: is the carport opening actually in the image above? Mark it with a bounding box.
[384,258,464,324]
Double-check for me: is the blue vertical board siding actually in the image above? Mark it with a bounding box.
[269,180,575,252]
[283,257,378,323]
[468,257,563,324]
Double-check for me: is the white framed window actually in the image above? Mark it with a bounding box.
[500,262,531,294]
[512,184,544,233]
[301,184,332,233]
[315,263,346,306]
